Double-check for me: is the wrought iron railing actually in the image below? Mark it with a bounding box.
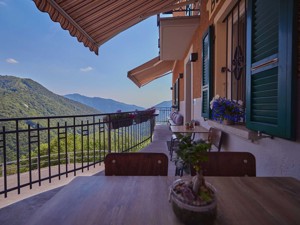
[155,107,172,124]
[0,110,157,197]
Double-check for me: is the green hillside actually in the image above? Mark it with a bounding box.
[0,75,100,118]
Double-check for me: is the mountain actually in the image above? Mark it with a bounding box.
[64,93,145,113]
[0,75,100,119]
[154,100,172,108]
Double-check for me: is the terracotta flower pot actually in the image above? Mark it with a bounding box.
[223,119,234,125]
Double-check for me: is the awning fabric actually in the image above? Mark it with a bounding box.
[128,56,174,88]
[33,0,199,55]
[160,15,200,60]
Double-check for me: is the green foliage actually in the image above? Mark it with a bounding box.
[0,75,100,119]
[176,134,211,173]
[0,75,102,160]
[1,129,150,176]
[0,75,153,177]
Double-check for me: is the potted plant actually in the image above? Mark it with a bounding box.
[104,111,134,129]
[170,135,216,225]
[210,95,244,125]
[134,108,156,124]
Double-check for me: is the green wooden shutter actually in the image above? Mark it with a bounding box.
[246,0,296,139]
[201,26,213,118]
[173,78,180,111]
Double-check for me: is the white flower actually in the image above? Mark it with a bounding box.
[210,95,220,109]
[210,99,214,109]
[238,100,243,106]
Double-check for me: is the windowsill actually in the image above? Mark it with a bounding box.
[208,120,258,141]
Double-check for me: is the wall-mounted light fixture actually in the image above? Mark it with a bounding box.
[179,73,184,79]
[190,52,198,62]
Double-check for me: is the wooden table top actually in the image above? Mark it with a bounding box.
[170,125,209,133]
[26,176,300,225]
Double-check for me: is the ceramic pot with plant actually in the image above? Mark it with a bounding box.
[170,135,216,225]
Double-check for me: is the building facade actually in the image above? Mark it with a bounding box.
[170,0,300,179]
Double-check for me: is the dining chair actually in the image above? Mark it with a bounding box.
[175,127,223,175]
[104,152,168,176]
[190,152,256,177]
[207,127,224,152]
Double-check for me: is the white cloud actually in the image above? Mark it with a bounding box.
[0,1,7,6]
[80,66,93,72]
[6,58,19,64]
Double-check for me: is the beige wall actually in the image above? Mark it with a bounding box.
[172,61,184,103]
[171,0,300,180]
[192,94,300,180]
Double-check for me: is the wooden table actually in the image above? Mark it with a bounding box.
[26,176,300,225]
[170,125,209,134]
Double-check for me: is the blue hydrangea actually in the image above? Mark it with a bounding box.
[210,96,244,123]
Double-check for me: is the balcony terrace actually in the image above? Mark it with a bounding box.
[1,110,300,225]
[0,110,179,225]
[0,108,175,207]
[1,1,299,223]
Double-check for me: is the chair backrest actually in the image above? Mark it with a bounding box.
[208,127,224,152]
[191,152,256,177]
[105,153,168,176]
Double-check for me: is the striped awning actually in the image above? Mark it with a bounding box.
[128,56,174,88]
[33,0,198,55]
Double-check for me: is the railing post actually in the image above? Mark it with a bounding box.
[150,116,154,142]
[37,123,41,186]
[107,115,112,153]
[16,120,21,194]
[47,118,52,183]
[1,126,7,197]
[1,163,3,178]
[73,117,76,176]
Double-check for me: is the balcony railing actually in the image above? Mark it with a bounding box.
[154,107,171,124]
[0,109,169,197]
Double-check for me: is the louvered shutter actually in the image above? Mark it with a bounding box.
[173,79,180,111]
[246,0,296,139]
[201,26,213,118]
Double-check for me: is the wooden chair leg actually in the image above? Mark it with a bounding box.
[175,159,184,177]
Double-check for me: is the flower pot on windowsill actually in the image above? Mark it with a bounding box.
[222,119,234,125]
[210,95,244,126]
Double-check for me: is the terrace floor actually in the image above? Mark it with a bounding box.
[0,124,177,225]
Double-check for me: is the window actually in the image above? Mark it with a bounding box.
[210,0,296,140]
[173,78,180,110]
[246,0,296,139]
[201,26,213,118]
[185,2,200,16]
[224,0,247,108]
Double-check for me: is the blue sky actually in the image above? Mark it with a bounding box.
[0,0,172,108]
